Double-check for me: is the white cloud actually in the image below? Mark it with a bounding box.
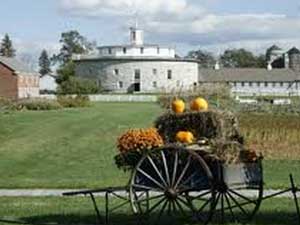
[60,0,300,55]
[61,0,191,17]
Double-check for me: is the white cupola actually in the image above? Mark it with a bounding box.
[130,26,144,46]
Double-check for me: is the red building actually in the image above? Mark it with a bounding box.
[0,56,39,99]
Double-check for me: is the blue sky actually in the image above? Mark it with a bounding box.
[1,0,300,66]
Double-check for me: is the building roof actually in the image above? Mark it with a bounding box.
[97,44,175,50]
[288,47,300,55]
[73,55,200,63]
[0,56,38,75]
[199,68,300,82]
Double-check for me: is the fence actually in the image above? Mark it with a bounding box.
[40,94,158,102]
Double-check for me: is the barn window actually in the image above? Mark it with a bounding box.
[153,68,157,75]
[123,47,127,54]
[167,70,172,79]
[241,82,245,87]
[140,47,144,54]
[157,47,160,54]
[114,69,119,75]
[134,69,141,79]
[108,48,112,54]
[153,81,157,88]
[249,82,252,87]
[280,82,284,87]
[272,82,276,87]
[118,81,123,88]
[257,82,260,87]
[264,82,268,87]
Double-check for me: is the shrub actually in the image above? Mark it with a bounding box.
[57,77,101,95]
[0,97,19,111]
[57,95,90,108]
[17,99,62,111]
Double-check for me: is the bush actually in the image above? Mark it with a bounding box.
[57,95,90,108]
[0,97,19,111]
[17,99,62,111]
[57,77,101,95]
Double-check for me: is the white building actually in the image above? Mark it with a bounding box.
[73,27,300,96]
[39,74,57,93]
[73,26,199,93]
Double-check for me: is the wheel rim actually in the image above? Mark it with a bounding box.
[129,146,214,224]
[210,160,263,224]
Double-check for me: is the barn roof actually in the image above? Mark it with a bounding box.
[199,68,300,82]
[0,56,38,75]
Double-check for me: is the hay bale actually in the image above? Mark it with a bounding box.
[154,110,243,144]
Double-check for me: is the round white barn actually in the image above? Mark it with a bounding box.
[73,27,199,93]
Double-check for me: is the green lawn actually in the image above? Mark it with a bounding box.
[0,197,298,225]
[0,102,299,189]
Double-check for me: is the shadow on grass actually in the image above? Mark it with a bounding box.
[0,211,298,225]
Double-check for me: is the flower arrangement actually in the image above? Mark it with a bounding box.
[117,128,164,153]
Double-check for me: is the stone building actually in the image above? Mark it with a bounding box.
[74,26,300,97]
[0,56,40,99]
[74,27,199,93]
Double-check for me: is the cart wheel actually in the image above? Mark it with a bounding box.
[210,160,263,224]
[129,146,215,224]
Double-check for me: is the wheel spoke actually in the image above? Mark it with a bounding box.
[224,193,236,222]
[177,196,195,212]
[174,199,188,218]
[197,196,212,213]
[147,156,168,187]
[137,167,165,189]
[161,151,171,186]
[228,189,257,204]
[172,151,179,186]
[155,199,168,222]
[174,156,192,189]
[221,194,224,224]
[135,194,165,203]
[189,190,212,200]
[147,197,167,214]
[227,191,249,217]
[132,184,161,192]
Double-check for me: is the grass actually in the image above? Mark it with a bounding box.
[0,197,298,225]
[0,103,161,188]
[0,102,299,189]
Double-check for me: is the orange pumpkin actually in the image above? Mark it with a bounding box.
[176,131,194,144]
[190,97,208,111]
[171,99,185,113]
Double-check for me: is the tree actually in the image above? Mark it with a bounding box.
[39,50,52,75]
[53,30,93,65]
[220,48,265,68]
[186,50,215,68]
[0,34,16,57]
[266,45,281,61]
[53,30,95,94]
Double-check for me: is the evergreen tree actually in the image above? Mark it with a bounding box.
[0,34,16,57]
[39,49,52,75]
